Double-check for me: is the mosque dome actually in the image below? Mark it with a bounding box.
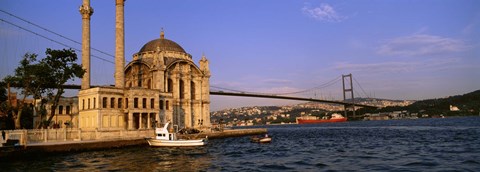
[138,31,186,53]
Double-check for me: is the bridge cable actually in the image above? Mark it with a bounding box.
[210,86,263,95]
[274,76,341,95]
[353,77,370,98]
[0,17,114,64]
[211,76,342,97]
[0,9,115,59]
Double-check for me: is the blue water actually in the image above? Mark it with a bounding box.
[2,117,480,171]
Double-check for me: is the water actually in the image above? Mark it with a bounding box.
[2,117,480,171]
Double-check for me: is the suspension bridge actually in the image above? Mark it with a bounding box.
[1,9,379,117]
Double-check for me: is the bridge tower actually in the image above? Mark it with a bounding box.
[342,74,355,118]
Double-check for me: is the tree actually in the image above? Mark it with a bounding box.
[3,53,48,129]
[41,48,84,128]
[0,81,11,129]
[0,82,6,103]
[3,48,84,129]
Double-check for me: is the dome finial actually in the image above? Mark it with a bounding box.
[160,28,165,39]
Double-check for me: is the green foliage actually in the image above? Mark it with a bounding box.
[20,104,34,129]
[1,48,85,129]
[41,48,85,128]
[0,81,8,121]
[0,81,7,102]
[41,48,85,94]
[4,53,50,99]
[360,90,480,116]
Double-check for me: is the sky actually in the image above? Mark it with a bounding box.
[1,0,479,111]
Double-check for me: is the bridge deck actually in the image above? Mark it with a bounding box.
[12,84,377,108]
[210,91,377,108]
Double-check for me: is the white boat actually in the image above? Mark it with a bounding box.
[251,134,272,143]
[146,122,207,147]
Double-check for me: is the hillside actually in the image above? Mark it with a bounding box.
[361,90,480,116]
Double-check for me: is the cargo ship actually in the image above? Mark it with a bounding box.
[296,113,347,124]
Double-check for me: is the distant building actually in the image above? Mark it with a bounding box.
[364,113,390,121]
[450,105,460,111]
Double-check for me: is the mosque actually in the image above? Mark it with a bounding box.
[73,0,211,131]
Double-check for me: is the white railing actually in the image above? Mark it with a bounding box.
[1,128,155,146]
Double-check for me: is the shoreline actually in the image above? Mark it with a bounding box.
[0,128,267,160]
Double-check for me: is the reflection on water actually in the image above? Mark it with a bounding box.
[2,146,213,172]
[1,117,480,171]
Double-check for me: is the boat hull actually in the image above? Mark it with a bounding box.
[258,137,272,143]
[146,138,207,147]
[297,118,347,124]
[251,136,272,143]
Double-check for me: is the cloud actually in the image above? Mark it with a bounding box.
[258,86,300,94]
[302,3,345,22]
[262,79,293,85]
[377,34,467,56]
[335,61,419,73]
[334,57,461,73]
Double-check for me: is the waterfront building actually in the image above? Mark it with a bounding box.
[77,31,211,131]
[37,97,79,128]
[75,0,211,131]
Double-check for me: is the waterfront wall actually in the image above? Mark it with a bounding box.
[1,128,155,146]
[0,128,267,160]
[179,128,268,139]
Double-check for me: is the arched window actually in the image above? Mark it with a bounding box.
[191,81,195,100]
[147,79,151,89]
[179,80,184,99]
[160,100,164,110]
[111,97,115,108]
[59,105,63,114]
[168,79,173,92]
[134,98,138,108]
[142,98,147,108]
[151,98,155,109]
[66,106,71,114]
[103,97,107,108]
[166,100,169,110]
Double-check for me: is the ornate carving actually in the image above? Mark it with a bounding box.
[79,5,94,18]
[116,0,126,5]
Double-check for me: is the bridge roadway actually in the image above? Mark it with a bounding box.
[210,91,377,108]
[39,84,377,108]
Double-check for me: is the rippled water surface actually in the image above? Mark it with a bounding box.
[2,117,480,171]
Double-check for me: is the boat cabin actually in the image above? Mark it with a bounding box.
[155,122,177,141]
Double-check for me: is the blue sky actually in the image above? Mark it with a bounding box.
[1,0,479,111]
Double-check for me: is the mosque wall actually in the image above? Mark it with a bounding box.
[75,0,211,132]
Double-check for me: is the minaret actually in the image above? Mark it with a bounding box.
[79,0,93,89]
[160,28,165,39]
[115,0,125,88]
[199,54,211,127]
[199,54,210,76]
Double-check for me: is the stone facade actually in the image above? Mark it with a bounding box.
[77,33,211,131]
[33,97,79,129]
[76,0,211,131]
